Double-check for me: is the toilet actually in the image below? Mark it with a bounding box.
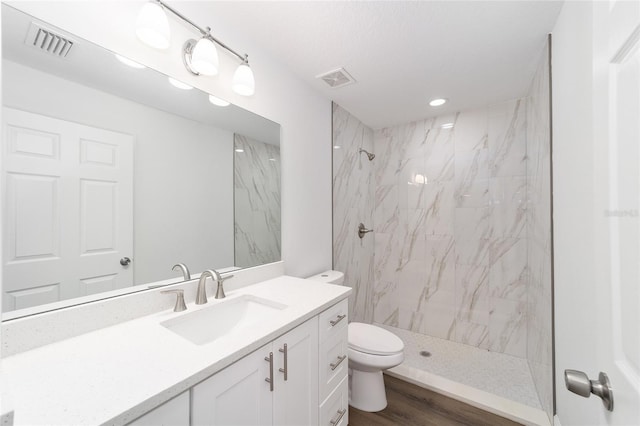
[307,270,405,412]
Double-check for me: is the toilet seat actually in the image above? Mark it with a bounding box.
[348,322,404,355]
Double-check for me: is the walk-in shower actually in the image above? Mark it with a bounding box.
[332,38,553,425]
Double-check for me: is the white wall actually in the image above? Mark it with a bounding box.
[6,1,332,279]
[3,59,234,285]
[551,2,602,424]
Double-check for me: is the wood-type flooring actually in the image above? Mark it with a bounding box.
[348,374,523,426]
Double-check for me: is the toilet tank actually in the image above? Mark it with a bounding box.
[307,270,344,285]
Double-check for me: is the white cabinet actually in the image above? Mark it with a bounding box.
[272,317,319,425]
[191,346,273,425]
[318,298,349,426]
[192,317,319,426]
[128,392,189,426]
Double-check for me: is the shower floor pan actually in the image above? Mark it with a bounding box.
[378,324,551,426]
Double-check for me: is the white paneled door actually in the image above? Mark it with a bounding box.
[2,107,133,312]
[594,0,640,423]
[558,1,640,424]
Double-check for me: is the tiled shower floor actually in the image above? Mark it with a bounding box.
[379,324,543,410]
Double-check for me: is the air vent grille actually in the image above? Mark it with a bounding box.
[26,23,74,58]
[316,68,356,88]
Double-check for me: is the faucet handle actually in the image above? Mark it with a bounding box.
[161,289,187,312]
[215,274,233,299]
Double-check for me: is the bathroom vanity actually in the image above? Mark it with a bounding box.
[0,275,350,425]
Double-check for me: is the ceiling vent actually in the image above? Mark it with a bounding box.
[316,68,356,89]
[25,22,74,58]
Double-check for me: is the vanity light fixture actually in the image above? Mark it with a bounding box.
[115,54,146,69]
[135,1,170,50]
[429,98,447,107]
[208,95,230,107]
[168,77,193,90]
[136,0,255,96]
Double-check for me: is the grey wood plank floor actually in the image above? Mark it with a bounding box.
[349,374,523,426]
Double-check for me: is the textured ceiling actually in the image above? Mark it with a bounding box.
[181,1,563,129]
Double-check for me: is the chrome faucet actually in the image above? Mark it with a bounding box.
[172,263,191,281]
[196,269,234,304]
[196,270,213,305]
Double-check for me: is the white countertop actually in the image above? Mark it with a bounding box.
[0,276,350,425]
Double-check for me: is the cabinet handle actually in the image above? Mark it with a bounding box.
[330,355,347,371]
[330,408,346,425]
[330,314,346,327]
[265,352,274,392]
[278,343,288,381]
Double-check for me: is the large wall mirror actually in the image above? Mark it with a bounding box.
[1,5,281,319]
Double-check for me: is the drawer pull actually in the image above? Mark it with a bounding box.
[330,355,347,371]
[330,408,346,425]
[265,352,274,392]
[279,343,288,381]
[330,314,346,327]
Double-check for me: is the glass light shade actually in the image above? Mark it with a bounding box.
[208,95,230,107]
[232,63,255,96]
[168,77,193,90]
[115,54,146,69]
[136,2,170,50]
[191,38,219,76]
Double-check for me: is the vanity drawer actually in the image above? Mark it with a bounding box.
[319,298,348,342]
[319,324,348,401]
[319,376,348,426]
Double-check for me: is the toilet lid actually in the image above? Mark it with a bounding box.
[348,322,404,355]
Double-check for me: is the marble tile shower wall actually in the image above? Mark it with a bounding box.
[332,103,375,323]
[372,99,528,357]
[525,43,553,420]
[234,134,281,268]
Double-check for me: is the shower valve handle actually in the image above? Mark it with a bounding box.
[358,223,373,239]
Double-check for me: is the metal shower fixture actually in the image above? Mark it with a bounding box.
[359,148,375,161]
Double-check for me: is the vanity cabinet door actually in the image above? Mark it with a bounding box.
[128,392,189,426]
[191,344,273,426]
[272,317,319,426]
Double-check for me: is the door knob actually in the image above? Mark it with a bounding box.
[564,369,614,411]
[120,257,132,266]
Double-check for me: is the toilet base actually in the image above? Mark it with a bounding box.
[348,368,388,412]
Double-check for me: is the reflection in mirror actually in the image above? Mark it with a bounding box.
[1,5,281,318]
[234,135,281,268]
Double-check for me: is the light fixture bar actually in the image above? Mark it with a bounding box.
[157,0,247,63]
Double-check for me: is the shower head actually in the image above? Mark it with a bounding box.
[359,148,375,161]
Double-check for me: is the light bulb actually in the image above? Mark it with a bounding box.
[168,77,192,90]
[191,37,219,76]
[136,2,171,50]
[232,63,255,96]
[209,95,230,107]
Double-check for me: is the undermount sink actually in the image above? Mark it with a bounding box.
[161,295,287,345]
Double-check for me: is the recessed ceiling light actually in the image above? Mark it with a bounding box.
[268,158,276,162]
[235,148,244,153]
[168,77,193,90]
[208,95,230,107]
[333,145,341,149]
[441,122,454,129]
[115,54,146,69]
[429,98,447,107]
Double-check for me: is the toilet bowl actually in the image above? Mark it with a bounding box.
[348,322,404,412]
[306,271,404,412]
